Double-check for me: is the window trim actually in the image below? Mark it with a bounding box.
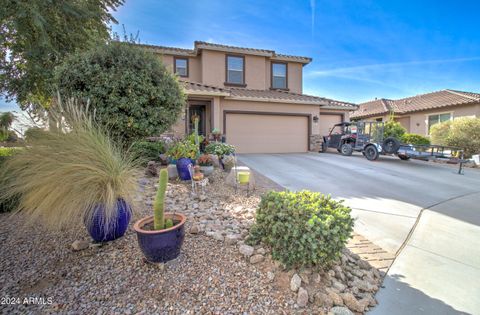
[225,54,246,87]
[270,61,289,90]
[425,111,453,135]
[174,56,189,78]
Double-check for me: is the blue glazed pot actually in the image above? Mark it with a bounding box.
[86,198,131,242]
[176,157,193,180]
[134,213,186,263]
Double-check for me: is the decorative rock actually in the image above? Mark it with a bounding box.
[212,232,224,242]
[256,247,266,255]
[357,259,371,270]
[189,225,200,234]
[266,271,275,282]
[312,273,321,284]
[326,288,344,306]
[225,234,240,245]
[313,292,333,307]
[158,154,169,165]
[351,278,377,292]
[71,240,89,251]
[239,244,254,257]
[290,274,302,292]
[299,272,310,285]
[332,280,346,292]
[249,254,264,264]
[340,292,364,313]
[330,306,354,315]
[145,161,158,177]
[297,287,309,307]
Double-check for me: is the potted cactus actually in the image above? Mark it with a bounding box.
[134,168,186,263]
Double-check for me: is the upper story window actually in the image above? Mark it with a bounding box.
[226,55,245,85]
[174,57,188,77]
[271,62,287,89]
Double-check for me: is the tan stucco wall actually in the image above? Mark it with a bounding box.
[404,103,480,135]
[156,54,202,83]
[287,63,303,94]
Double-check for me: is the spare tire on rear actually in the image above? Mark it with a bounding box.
[383,137,400,154]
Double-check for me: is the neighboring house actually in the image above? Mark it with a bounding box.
[350,90,480,135]
[139,41,356,153]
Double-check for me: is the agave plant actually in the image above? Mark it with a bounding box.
[0,97,138,234]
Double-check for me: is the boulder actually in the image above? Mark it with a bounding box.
[71,240,89,251]
[330,306,354,315]
[297,287,309,307]
[340,292,365,313]
[290,273,302,292]
[239,244,254,257]
[145,161,158,177]
[249,254,264,264]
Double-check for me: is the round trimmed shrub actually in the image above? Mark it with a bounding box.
[55,41,186,143]
[401,133,430,146]
[247,190,354,269]
[430,118,480,157]
[384,120,406,139]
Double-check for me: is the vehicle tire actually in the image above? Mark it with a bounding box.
[398,155,411,161]
[364,145,379,161]
[383,137,400,154]
[340,143,353,156]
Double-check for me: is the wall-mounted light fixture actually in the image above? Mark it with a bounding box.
[313,115,319,123]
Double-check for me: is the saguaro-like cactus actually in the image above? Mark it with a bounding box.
[153,169,168,230]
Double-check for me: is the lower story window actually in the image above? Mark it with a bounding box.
[428,113,451,133]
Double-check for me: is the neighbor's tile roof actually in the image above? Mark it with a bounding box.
[181,81,356,108]
[136,41,312,63]
[350,89,480,119]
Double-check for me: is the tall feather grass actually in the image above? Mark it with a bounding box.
[0,97,138,230]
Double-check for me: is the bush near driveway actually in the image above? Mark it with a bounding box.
[55,41,186,144]
[430,117,480,157]
[0,148,21,212]
[247,190,354,269]
[401,133,431,146]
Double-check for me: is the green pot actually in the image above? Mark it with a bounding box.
[237,171,250,184]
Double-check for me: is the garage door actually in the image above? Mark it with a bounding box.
[225,113,309,153]
[319,114,343,136]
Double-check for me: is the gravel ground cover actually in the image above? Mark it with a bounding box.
[0,167,382,314]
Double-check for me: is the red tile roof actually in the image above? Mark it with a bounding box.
[181,81,356,108]
[135,41,312,63]
[351,89,480,119]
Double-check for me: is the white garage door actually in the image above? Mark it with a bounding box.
[225,113,309,153]
[319,114,343,136]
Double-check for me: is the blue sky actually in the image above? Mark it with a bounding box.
[2,0,480,111]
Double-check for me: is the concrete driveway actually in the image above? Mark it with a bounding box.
[238,152,480,315]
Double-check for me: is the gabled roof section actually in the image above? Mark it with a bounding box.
[351,89,480,119]
[136,41,312,64]
[180,81,355,108]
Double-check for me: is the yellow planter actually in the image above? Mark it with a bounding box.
[237,171,250,184]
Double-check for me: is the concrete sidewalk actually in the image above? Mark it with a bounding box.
[239,152,480,314]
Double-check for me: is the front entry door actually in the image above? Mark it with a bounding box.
[189,105,206,135]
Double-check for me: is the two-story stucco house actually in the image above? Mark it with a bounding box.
[139,41,356,153]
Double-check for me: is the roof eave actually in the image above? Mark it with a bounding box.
[225,96,327,105]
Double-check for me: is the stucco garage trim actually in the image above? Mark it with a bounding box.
[223,110,312,152]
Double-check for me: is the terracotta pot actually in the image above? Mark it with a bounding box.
[134,213,186,263]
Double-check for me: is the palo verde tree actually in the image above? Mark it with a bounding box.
[55,41,186,143]
[0,0,124,113]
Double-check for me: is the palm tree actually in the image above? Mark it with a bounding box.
[0,112,15,130]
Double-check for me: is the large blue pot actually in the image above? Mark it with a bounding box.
[176,157,193,180]
[86,198,131,242]
[134,213,186,263]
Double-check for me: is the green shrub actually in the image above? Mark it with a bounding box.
[384,119,406,139]
[0,147,21,157]
[401,133,431,146]
[430,121,452,146]
[130,141,165,165]
[247,191,354,269]
[430,117,480,158]
[205,142,235,157]
[55,41,186,144]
